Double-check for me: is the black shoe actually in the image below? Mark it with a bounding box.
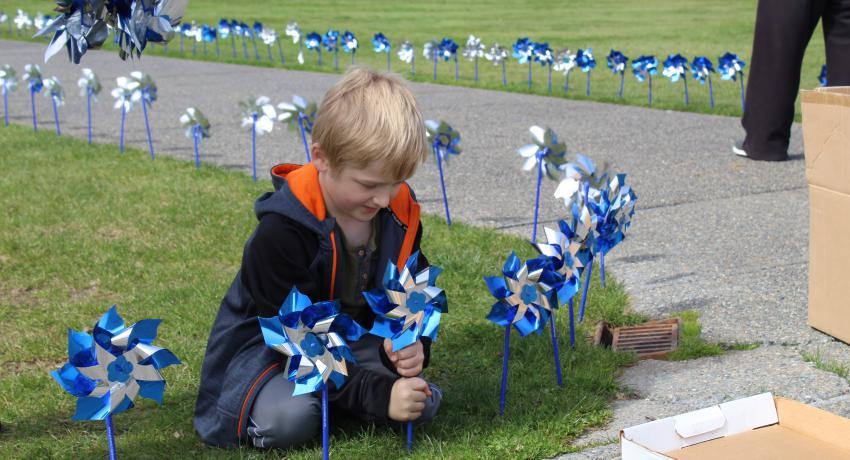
[732,141,789,161]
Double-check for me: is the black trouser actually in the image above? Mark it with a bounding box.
[742,0,850,161]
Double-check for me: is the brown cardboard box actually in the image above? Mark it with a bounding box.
[801,86,850,343]
[620,393,850,459]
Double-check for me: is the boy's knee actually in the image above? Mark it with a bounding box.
[248,377,321,449]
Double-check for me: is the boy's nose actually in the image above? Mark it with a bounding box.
[374,192,392,208]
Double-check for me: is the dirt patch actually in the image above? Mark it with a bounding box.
[1,287,42,308]
[68,280,100,302]
[0,357,67,379]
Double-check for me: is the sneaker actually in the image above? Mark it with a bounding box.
[732,142,748,157]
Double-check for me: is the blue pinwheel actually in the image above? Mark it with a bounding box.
[819,64,827,87]
[575,48,597,96]
[517,125,568,243]
[632,55,658,107]
[277,95,318,163]
[42,76,64,136]
[425,119,461,226]
[219,19,236,58]
[533,41,554,94]
[178,22,192,53]
[398,40,415,77]
[439,37,460,80]
[607,49,629,98]
[250,22,264,61]
[323,29,341,70]
[663,54,690,105]
[533,226,582,346]
[373,32,392,71]
[23,64,43,131]
[485,252,556,415]
[718,52,746,111]
[305,31,322,66]
[691,56,716,110]
[201,24,217,57]
[258,287,366,460]
[233,21,250,59]
[341,30,358,65]
[0,64,17,127]
[52,306,181,459]
[513,37,535,89]
[587,174,637,289]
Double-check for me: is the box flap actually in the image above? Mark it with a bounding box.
[801,87,850,194]
[674,406,725,439]
[776,397,850,450]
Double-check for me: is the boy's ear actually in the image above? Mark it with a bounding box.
[312,144,329,172]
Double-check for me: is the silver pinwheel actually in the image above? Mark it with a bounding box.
[78,68,101,143]
[180,107,211,169]
[1,64,18,127]
[240,96,276,182]
[518,125,568,242]
[277,95,317,163]
[42,76,64,135]
[425,119,462,226]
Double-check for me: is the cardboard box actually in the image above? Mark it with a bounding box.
[620,393,850,459]
[801,86,850,344]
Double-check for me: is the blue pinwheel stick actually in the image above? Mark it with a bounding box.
[1,65,17,127]
[51,306,181,460]
[23,64,42,131]
[425,120,461,226]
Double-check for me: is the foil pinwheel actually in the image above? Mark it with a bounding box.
[588,174,637,258]
[277,95,317,163]
[305,31,322,65]
[112,72,157,159]
[233,21,250,59]
[323,28,340,70]
[398,40,415,77]
[534,42,555,94]
[0,12,7,33]
[286,21,304,65]
[34,12,51,31]
[0,64,17,127]
[632,55,658,106]
[23,64,43,131]
[42,76,64,135]
[554,49,577,94]
[517,125,568,242]
[718,52,746,111]
[439,37,460,80]
[533,225,582,346]
[575,48,596,96]
[259,27,281,63]
[820,64,827,86]
[201,24,218,57]
[485,43,508,86]
[463,35,485,82]
[372,32,391,71]
[14,9,32,33]
[240,96,276,182]
[51,306,180,458]
[513,37,535,88]
[425,119,462,226]
[180,107,211,169]
[249,22,264,61]
[363,252,447,352]
[607,49,628,98]
[342,30,358,65]
[219,19,236,58]
[423,39,441,80]
[691,56,715,110]
[663,54,690,105]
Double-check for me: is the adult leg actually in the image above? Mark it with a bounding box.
[247,374,321,449]
[742,0,824,161]
[823,0,850,85]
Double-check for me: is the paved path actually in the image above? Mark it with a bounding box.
[3,40,849,459]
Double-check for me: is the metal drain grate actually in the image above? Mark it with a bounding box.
[590,318,681,359]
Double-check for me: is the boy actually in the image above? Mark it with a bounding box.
[193,68,442,449]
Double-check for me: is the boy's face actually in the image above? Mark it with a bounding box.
[314,146,405,223]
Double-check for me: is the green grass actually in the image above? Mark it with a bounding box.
[802,349,850,381]
[0,0,825,120]
[666,311,725,361]
[0,124,644,459]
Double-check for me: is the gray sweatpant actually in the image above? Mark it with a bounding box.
[247,334,442,449]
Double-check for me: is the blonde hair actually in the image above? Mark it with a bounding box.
[312,67,428,180]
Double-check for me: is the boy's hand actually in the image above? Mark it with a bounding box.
[388,377,432,422]
[383,338,424,377]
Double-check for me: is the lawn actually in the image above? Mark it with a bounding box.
[0,0,825,119]
[0,124,646,459]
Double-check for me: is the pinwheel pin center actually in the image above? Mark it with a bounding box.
[107,356,134,383]
[519,284,538,304]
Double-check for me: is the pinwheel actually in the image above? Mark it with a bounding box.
[534,42,554,94]
[250,22,263,61]
[341,30,358,65]
[463,35,485,83]
[820,64,828,86]
[0,64,17,127]
[51,306,180,460]
[718,52,746,111]
[606,49,628,99]
[425,119,461,226]
[305,31,322,66]
[484,252,557,415]
[533,226,582,346]
[398,40,415,77]
[372,32,391,71]
[240,96,276,182]
[277,95,317,163]
[33,12,51,31]
[663,54,690,105]
[235,22,250,59]
[126,72,158,159]
[691,56,715,110]
[178,23,191,53]
[518,125,567,243]
[323,29,340,70]
[423,39,441,81]
[439,37,460,81]
[42,76,64,136]
[587,173,637,288]
[14,9,31,36]
[632,55,658,107]
[111,75,137,154]
[575,48,596,96]
[77,69,102,140]
[258,287,366,460]
[363,252,447,453]
[0,11,7,35]
[553,49,576,94]
[23,64,43,131]
[485,43,508,86]
[201,25,217,57]
[286,21,304,65]
[180,107,211,169]
[513,37,535,89]
[260,27,279,63]
[218,19,236,58]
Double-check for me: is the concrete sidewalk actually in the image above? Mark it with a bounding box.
[2,39,848,459]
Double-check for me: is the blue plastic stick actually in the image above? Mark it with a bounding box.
[407,421,413,453]
[432,52,437,81]
[252,34,260,61]
[474,57,479,82]
[708,76,715,111]
[52,98,60,135]
[277,38,285,64]
[30,89,37,131]
[527,61,532,89]
[454,56,459,81]
[501,61,506,86]
[568,298,576,347]
[586,71,591,96]
[298,115,311,162]
[141,98,154,159]
[499,326,510,416]
[119,106,126,153]
[230,34,236,58]
[531,155,543,243]
[334,48,339,71]
[600,252,606,288]
[683,75,689,106]
[86,90,92,143]
[434,144,452,226]
[578,258,594,322]
[193,124,200,169]
[350,49,355,66]
[648,75,653,107]
[215,37,220,58]
[547,64,552,95]
[318,48,323,66]
[3,86,9,126]
[105,414,117,460]
[386,51,390,72]
[618,72,624,98]
[241,34,249,59]
[549,312,563,386]
[251,114,257,182]
[411,56,415,79]
[322,386,329,460]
